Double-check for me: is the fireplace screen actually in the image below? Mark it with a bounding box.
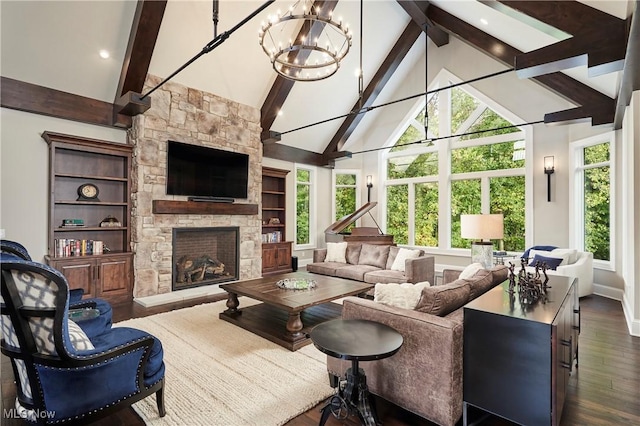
[172,227,239,291]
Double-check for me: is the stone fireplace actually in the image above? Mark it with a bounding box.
[128,75,263,299]
[172,227,239,290]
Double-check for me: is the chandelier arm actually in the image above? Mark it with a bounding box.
[141,0,275,99]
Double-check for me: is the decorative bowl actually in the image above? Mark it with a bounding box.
[276,278,317,290]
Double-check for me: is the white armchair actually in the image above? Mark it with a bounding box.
[525,249,593,297]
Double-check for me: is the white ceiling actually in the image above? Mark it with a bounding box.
[0,0,631,154]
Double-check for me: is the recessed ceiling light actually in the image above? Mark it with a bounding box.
[99,50,110,59]
[480,18,489,26]
[277,110,283,117]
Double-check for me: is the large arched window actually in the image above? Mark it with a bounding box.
[383,70,529,252]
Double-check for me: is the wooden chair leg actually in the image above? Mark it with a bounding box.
[156,384,166,417]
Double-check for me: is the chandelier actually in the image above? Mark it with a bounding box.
[259,0,353,82]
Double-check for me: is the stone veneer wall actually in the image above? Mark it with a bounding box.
[128,75,262,298]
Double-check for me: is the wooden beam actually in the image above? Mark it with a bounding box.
[116,0,167,98]
[114,0,167,119]
[490,1,627,78]
[615,8,640,129]
[262,143,327,166]
[427,5,615,126]
[0,77,131,129]
[397,1,449,47]
[260,0,340,132]
[323,21,422,155]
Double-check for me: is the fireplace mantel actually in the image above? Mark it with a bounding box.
[152,200,259,215]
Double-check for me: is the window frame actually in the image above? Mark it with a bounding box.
[381,68,532,255]
[331,169,361,224]
[569,132,615,270]
[294,163,317,250]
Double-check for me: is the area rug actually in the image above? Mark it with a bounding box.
[117,298,335,426]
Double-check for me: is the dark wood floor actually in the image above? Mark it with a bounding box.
[2,292,639,425]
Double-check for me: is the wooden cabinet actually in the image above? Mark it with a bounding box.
[42,132,133,303]
[463,276,579,426]
[261,167,293,275]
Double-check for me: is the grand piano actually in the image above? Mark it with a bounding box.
[325,202,394,245]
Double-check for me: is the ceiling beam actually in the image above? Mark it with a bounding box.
[263,143,327,167]
[487,1,627,79]
[260,0,340,134]
[427,4,615,126]
[114,0,167,118]
[322,21,423,156]
[397,0,449,47]
[615,5,640,128]
[1,77,131,128]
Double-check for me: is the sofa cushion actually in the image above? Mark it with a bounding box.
[325,242,348,263]
[390,248,422,272]
[529,253,563,270]
[307,262,349,276]
[374,282,430,310]
[462,269,494,300]
[364,269,410,284]
[358,244,390,269]
[335,265,380,281]
[346,243,362,265]
[415,280,471,316]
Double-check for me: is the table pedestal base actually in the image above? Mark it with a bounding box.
[319,361,378,426]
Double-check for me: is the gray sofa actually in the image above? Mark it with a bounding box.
[326,265,509,426]
[306,243,435,284]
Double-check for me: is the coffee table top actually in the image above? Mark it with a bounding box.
[311,319,403,361]
[219,271,373,312]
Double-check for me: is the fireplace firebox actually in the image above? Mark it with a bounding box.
[172,227,239,291]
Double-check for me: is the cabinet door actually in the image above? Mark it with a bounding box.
[276,244,291,268]
[262,245,277,272]
[51,259,94,297]
[96,255,132,303]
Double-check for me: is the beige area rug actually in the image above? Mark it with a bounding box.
[117,298,335,426]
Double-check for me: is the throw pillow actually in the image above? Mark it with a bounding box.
[550,248,578,265]
[528,249,569,266]
[459,262,484,280]
[529,254,563,270]
[374,282,429,310]
[67,319,95,351]
[345,243,362,265]
[390,248,422,272]
[522,245,557,259]
[325,242,348,263]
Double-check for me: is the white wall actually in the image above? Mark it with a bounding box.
[0,108,127,261]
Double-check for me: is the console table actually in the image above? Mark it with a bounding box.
[463,275,579,426]
[310,319,403,426]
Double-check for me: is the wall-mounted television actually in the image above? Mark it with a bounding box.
[166,141,249,200]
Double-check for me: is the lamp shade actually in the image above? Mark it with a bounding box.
[460,214,504,240]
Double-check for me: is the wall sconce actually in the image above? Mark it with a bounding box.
[366,175,373,202]
[544,156,555,202]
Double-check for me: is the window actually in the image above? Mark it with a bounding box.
[384,70,528,252]
[570,133,614,266]
[295,165,316,248]
[333,171,359,233]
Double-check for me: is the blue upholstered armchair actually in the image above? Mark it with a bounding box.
[1,258,166,424]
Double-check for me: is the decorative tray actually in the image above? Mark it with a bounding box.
[276,278,317,290]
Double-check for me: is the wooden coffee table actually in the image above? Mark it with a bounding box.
[219,271,373,351]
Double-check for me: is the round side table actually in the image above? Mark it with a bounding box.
[310,319,403,426]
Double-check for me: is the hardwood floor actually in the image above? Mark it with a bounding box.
[2,293,639,425]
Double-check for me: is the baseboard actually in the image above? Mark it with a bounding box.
[592,283,624,301]
[622,293,640,337]
[134,285,226,307]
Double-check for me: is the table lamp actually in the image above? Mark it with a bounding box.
[461,214,504,268]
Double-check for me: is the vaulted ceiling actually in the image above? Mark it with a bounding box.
[1,1,638,167]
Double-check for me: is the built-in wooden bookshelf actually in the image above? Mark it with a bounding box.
[261,167,292,275]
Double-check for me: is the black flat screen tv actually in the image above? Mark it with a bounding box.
[166,141,249,199]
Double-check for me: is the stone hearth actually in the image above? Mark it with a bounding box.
[129,75,262,299]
